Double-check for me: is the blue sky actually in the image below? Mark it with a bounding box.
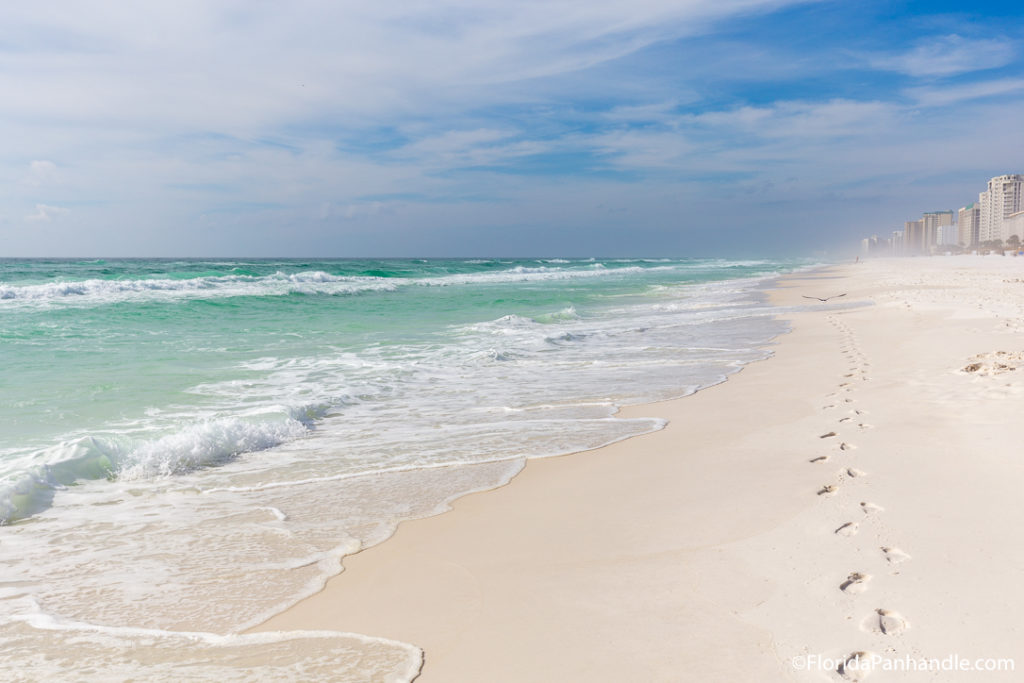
[2,0,1023,256]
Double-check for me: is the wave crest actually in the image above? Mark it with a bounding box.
[0,272,398,306]
[0,413,313,523]
[0,263,673,307]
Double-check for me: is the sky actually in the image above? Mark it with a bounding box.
[2,0,1023,257]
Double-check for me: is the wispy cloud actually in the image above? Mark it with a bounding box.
[0,0,805,131]
[906,77,1024,106]
[2,2,1024,255]
[25,203,69,222]
[686,99,899,144]
[391,128,552,170]
[868,34,1017,78]
[590,128,694,169]
[24,160,58,186]
[601,101,682,124]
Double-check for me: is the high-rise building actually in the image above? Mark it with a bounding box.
[1005,211,1024,245]
[958,203,980,247]
[903,211,953,253]
[891,230,904,256]
[978,190,989,241]
[978,174,1024,243]
[937,223,958,247]
[904,219,925,254]
[923,211,954,249]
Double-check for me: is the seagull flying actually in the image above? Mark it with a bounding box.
[802,293,847,302]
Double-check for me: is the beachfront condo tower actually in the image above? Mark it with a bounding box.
[978,174,1024,243]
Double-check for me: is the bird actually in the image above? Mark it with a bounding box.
[803,293,847,302]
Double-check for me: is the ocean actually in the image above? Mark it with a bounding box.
[0,257,809,680]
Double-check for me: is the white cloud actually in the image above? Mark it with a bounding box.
[0,0,808,133]
[590,129,694,168]
[689,99,898,141]
[389,127,554,170]
[906,78,1024,107]
[868,35,1017,78]
[317,200,387,221]
[399,128,516,157]
[25,160,59,186]
[25,204,70,222]
[602,101,681,124]
[1,1,1022,255]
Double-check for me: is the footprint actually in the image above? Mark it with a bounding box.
[839,442,856,451]
[823,404,837,410]
[818,484,838,496]
[860,502,884,515]
[820,431,837,439]
[838,651,875,681]
[846,467,867,478]
[881,546,911,564]
[844,398,855,403]
[840,572,872,594]
[835,522,859,536]
[839,417,852,423]
[809,455,829,463]
[857,423,873,430]
[866,608,909,635]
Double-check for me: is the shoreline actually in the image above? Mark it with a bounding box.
[255,257,1024,680]
[252,266,838,680]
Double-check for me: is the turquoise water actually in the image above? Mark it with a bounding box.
[0,257,809,680]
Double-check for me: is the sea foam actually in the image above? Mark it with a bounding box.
[0,257,809,680]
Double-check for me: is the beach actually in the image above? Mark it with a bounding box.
[257,256,1024,681]
[8,2,1024,680]
[0,258,799,680]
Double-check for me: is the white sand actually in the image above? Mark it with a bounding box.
[256,257,1024,681]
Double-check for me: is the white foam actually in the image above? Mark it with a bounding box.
[259,506,288,521]
[0,263,684,308]
[5,608,423,683]
[413,264,667,287]
[0,271,398,307]
[115,416,310,480]
[0,414,313,522]
[0,261,799,680]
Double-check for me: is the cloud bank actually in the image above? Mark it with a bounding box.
[1,1,1023,255]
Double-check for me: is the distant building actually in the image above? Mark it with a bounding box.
[937,223,958,246]
[924,211,956,247]
[958,202,980,247]
[891,230,904,256]
[904,219,925,254]
[979,174,1024,243]
[858,172,1024,255]
[903,211,953,253]
[1006,210,1024,245]
[861,234,886,256]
